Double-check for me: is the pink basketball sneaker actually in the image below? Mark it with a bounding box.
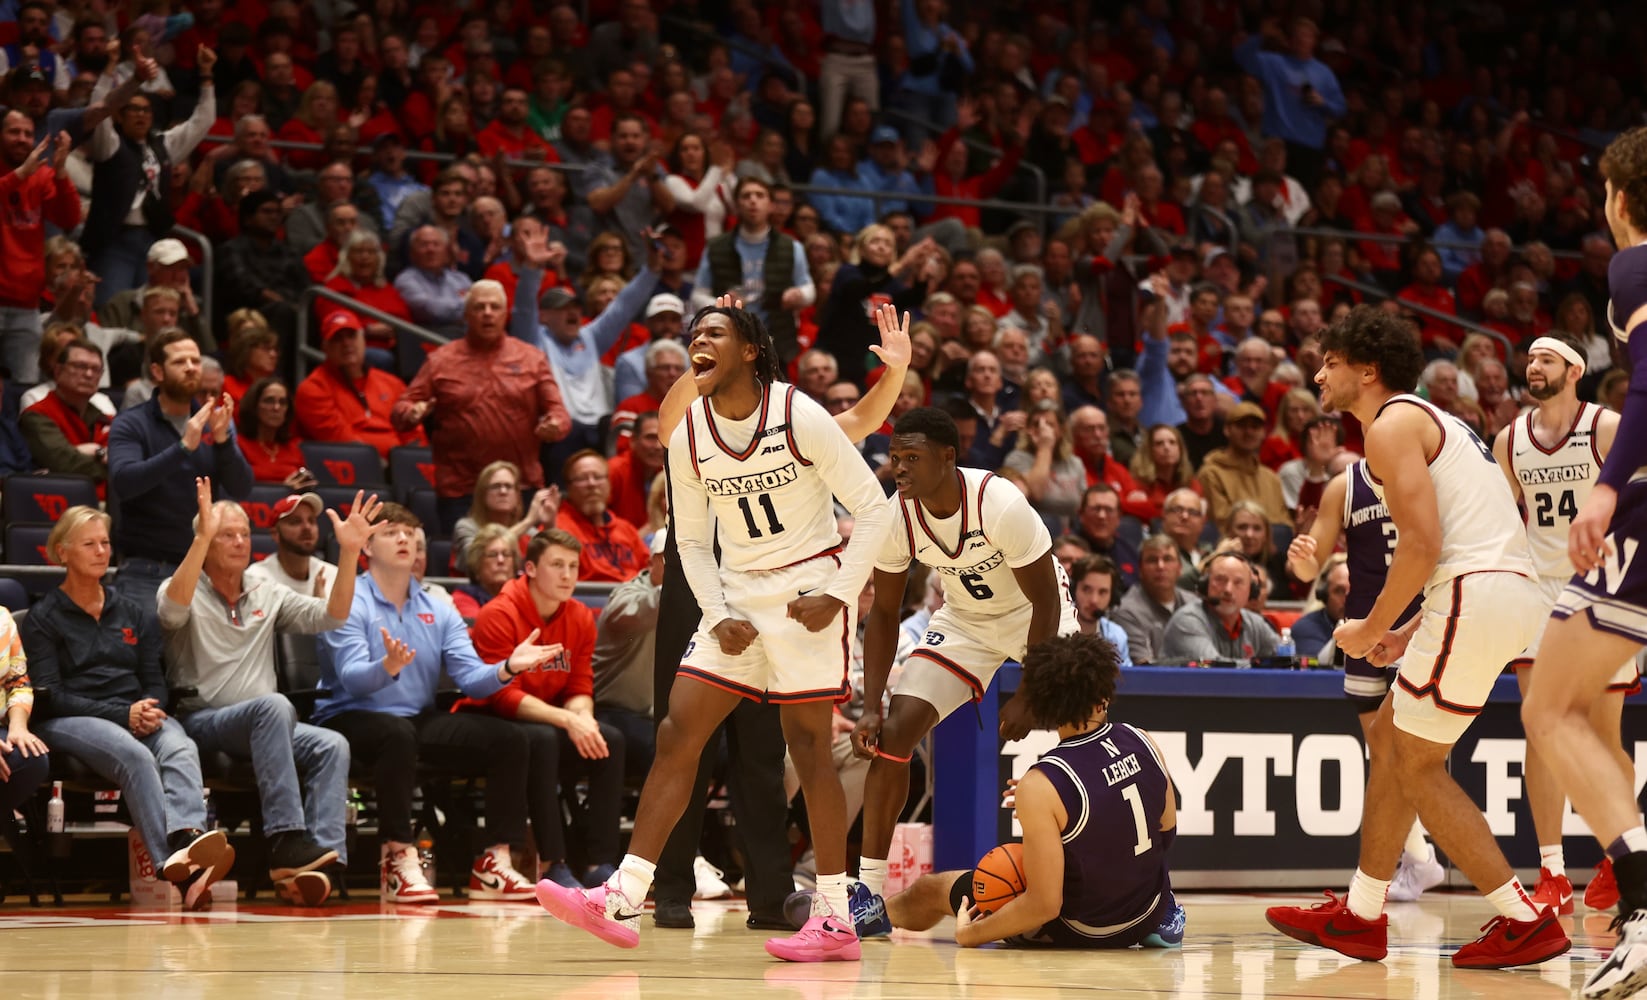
[536,879,642,949]
[765,914,862,963]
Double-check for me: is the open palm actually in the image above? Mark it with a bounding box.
[869,304,912,370]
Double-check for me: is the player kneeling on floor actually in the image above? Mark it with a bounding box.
[884,632,1185,949]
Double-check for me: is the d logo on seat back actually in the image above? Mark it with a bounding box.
[33,494,68,520]
[324,460,356,485]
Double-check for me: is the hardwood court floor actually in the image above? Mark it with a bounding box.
[0,891,1625,998]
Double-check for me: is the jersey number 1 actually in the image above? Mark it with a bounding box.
[1535,489,1578,528]
[737,494,787,538]
[1121,784,1152,857]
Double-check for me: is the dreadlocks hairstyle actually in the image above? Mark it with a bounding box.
[1319,303,1425,394]
[891,406,960,450]
[688,305,782,386]
[1018,632,1121,731]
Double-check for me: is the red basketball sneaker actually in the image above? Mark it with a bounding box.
[1451,907,1570,968]
[1532,867,1576,915]
[1589,858,1622,911]
[1264,891,1388,961]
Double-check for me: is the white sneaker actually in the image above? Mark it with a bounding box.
[1585,909,1647,999]
[381,844,439,904]
[1387,847,1445,902]
[469,845,536,901]
[694,856,732,900]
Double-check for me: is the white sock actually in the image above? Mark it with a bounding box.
[1485,877,1540,921]
[1539,844,1565,878]
[858,858,887,897]
[817,872,853,927]
[1347,868,1390,921]
[1403,822,1431,861]
[613,854,656,904]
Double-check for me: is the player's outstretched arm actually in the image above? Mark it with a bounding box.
[853,567,911,759]
[1287,471,1345,583]
[956,769,1066,947]
[835,304,912,443]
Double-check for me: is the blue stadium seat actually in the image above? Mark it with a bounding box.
[388,445,435,499]
[300,441,386,488]
[3,474,100,525]
[0,577,29,611]
[240,483,296,531]
[4,524,54,565]
[407,488,443,539]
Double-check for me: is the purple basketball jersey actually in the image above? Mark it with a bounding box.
[1344,461,1423,626]
[1029,722,1172,941]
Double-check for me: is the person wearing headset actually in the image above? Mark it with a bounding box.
[1158,550,1279,662]
[1290,555,1349,660]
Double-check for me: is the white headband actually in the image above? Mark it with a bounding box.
[1529,336,1585,371]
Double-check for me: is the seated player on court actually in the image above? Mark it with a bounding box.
[884,631,1184,949]
[848,405,1079,936]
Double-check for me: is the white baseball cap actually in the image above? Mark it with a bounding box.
[147,238,190,266]
[646,294,684,319]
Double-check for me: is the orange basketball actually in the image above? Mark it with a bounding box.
[970,843,1027,915]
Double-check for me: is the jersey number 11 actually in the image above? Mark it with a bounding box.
[737,494,787,538]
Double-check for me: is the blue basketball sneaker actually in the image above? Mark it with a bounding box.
[848,881,893,939]
[1142,892,1185,949]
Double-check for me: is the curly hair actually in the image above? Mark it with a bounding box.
[1319,304,1424,394]
[1018,632,1121,731]
[892,406,960,450]
[1600,127,1647,235]
[688,305,781,386]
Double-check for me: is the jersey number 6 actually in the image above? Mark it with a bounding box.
[960,572,994,600]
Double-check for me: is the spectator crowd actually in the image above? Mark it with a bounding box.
[0,0,1639,903]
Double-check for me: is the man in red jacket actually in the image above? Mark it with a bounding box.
[294,311,425,458]
[0,119,79,382]
[462,529,625,889]
[555,450,648,583]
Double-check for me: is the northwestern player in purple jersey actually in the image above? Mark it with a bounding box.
[1286,462,1437,901]
[1523,127,1647,1000]
[884,632,1183,949]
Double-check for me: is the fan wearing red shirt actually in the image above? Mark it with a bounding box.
[458,529,627,887]
[1396,248,1461,353]
[294,312,426,459]
[1069,405,1154,522]
[606,412,664,531]
[475,87,560,163]
[554,451,648,583]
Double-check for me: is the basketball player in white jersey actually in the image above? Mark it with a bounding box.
[1266,305,1569,969]
[1493,334,1632,916]
[1524,127,1647,1000]
[537,299,893,964]
[843,405,1082,936]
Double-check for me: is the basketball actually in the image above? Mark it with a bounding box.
[971,843,1027,915]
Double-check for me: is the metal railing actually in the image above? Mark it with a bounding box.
[1324,272,1515,357]
[1288,223,1583,261]
[168,224,214,332]
[295,285,450,371]
[266,138,591,175]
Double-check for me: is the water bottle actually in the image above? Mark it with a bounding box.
[416,825,435,886]
[1276,627,1296,660]
[46,781,65,833]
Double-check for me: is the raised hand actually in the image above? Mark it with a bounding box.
[196,45,218,75]
[869,304,912,371]
[181,403,213,451]
[380,628,416,678]
[49,131,71,172]
[329,491,385,551]
[192,477,220,538]
[528,486,560,526]
[712,618,759,656]
[206,393,233,442]
[13,138,48,180]
[714,292,745,311]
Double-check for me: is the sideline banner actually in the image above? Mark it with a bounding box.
[932,666,1647,885]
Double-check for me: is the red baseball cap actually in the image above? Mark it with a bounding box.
[272,493,323,523]
[321,310,365,342]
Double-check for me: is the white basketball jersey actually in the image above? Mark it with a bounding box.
[674,382,854,573]
[876,468,1072,618]
[1367,395,1535,595]
[1505,402,1606,579]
